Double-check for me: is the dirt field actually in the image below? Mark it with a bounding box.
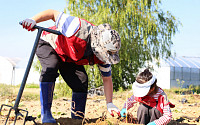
[0,89,200,125]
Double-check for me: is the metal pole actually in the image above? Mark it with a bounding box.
[13,29,43,109]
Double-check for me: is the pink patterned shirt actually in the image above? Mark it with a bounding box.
[123,88,172,125]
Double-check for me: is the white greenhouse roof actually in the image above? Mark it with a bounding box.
[162,56,200,68]
[0,56,21,67]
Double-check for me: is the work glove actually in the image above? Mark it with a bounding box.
[107,102,120,117]
[120,108,127,117]
[22,18,36,31]
[147,121,156,125]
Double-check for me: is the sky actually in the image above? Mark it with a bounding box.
[0,0,200,68]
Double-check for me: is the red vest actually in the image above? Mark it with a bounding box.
[41,20,104,65]
[134,94,175,114]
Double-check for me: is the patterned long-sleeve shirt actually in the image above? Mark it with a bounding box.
[98,63,111,77]
[41,11,112,77]
[123,88,172,125]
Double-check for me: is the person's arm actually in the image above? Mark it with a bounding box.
[154,94,172,125]
[153,105,172,125]
[102,75,120,116]
[120,95,137,117]
[122,95,137,110]
[102,76,113,103]
[31,9,60,23]
[98,64,120,116]
[22,9,60,31]
[98,64,113,103]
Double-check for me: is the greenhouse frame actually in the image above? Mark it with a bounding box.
[153,56,200,89]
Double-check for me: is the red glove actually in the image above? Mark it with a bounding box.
[107,103,120,117]
[22,18,36,31]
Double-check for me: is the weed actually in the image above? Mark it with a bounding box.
[176,79,185,94]
[106,120,113,125]
[22,94,40,101]
[0,84,14,97]
[54,82,72,98]
[25,83,39,88]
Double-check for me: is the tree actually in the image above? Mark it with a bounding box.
[34,0,181,91]
[65,0,181,90]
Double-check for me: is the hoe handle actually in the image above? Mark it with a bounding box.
[19,22,62,35]
[14,22,61,109]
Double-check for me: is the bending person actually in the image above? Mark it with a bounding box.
[21,9,121,124]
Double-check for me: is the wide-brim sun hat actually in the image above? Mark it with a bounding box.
[132,75,156,97]
[90,23,121,64]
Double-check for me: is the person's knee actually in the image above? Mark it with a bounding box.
[70,78,88,93]
[149,108,163,122]
[40,68,59,82]
[137,104,150,124]
[71,82,88,93]
[71,71,88,93]
[138,104,149,112]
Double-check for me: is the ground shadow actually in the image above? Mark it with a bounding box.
[168,120,198,125]
[57,117,100,125]
[35,117,101,125]
[34,118,199,125]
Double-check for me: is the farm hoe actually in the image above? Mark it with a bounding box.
[0,22,61,125]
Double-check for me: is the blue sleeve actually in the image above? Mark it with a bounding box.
[55,12,80,37]
[98,64,111,77]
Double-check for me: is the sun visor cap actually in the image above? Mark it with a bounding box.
[132,75,156,97]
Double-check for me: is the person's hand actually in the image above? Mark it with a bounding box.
[107,103,120,117]
[147,121,156,125]
[120,108,127,117]
[22,18,36,31]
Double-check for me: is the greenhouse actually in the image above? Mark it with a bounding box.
[0,56,39,85]
[153,56,200,89]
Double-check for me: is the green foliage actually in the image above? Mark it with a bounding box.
[117,86,124,93]
[0,84,13,97]
[23,94,40,101]
[37,114,41,118]
[188,85,200,94]
[84,65,103,88]
[33,57,42,73]
[55,82,72,98]
[176,79,185,94]
[167,85,200,95]
[25,83,40,88]
[66,0,181,90]
[194,85,200,93]
[176,79,185,88]
[33,57,72,97]
[0,84,40,101]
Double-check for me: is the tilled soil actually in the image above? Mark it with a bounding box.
[0,91,200,125]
